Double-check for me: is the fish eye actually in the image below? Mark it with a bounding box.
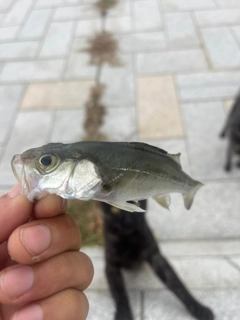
[38,154,59,173]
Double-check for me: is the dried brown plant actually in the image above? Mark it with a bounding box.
[83,31,122,67]
[94,0,118,16]
[83,84,107,141]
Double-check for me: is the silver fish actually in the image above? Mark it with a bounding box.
[11,141,203,212]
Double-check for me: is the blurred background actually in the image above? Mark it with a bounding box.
[0,0,240,319]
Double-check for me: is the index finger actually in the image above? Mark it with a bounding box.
[0,185,33,244]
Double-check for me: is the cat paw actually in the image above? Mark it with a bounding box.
[115,310,133,320]
[189,305,214,320]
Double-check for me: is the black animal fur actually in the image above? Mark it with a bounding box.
[101,200,214,320]
[220,95,240,171]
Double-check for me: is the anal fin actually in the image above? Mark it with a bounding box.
[153,194,171,210]
[102,200,145,212]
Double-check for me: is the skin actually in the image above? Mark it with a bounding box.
[0,185,94,320]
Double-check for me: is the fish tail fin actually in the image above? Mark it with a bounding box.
[183,182,203,210]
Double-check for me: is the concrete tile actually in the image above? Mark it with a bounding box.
[101,106,136,141]
[133,0,162,32]
[137,50,207,75]
[223,99,234,112]
[0,41,39,60]
[201,27,240,69]
[21,81,93,109]
[0,0,15,13]
[0,13,4,24]
[86,290,141,320]
[0,27,18,41]
[36,0,65,7]
[231,26,240,44]
[165,12,200,48]
[144,289,240,320]
[137,76,183,139]
[169,257,240,288]
[195,9,240,27]
[101,54,135,107]
[0,60,65,82]
[147,181,240,240]
[53,5,97,21]
[0,111,53,187]
[162,0,216,12]
[176,71,240,101]
[75,19,101,37]
[50,109,84,143]
[105,16,132,34]
[161,240,240,257]
[118,32,166,53]
[231,257,240,270]
[2,0,33,27]
[181,101,240,179]
[215,0,240,6]
[107,0,131,18]
[0,85,24,146]
[64,53,96,79]
[40,21,74,57]
[19,9,52,40]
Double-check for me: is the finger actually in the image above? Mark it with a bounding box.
[33,194,68,219]
[8,214,81,264]
[0,186,33,244]
[11,289,89,320]
[0,251,94,305]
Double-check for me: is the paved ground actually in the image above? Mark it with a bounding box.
[0,0,240,319]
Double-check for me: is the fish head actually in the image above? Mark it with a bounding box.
[11,143,102,202]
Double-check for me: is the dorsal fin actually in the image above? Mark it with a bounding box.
[127,142,168,156]
[168,153,182,168]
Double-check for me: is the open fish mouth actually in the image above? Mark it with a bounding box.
[11,154,30,196]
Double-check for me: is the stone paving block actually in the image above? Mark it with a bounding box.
[105,16,132,33]
[176,71,240,101]
[147,180,240,240]
[165,12,200,48]
[133,0,162,32]
[118,31,166,53]
[53,5,97,21]
[161,240,240,257]
[0,111,53,187]
[0,41,39,60]
[169,257,240,288]
[137,49,207,75]
[86,290,141,320]
[75,19,101,37]
[137,76,183,139]
[215,0,240,6]
[50,109,84,143]
[64,51,96,79]
[0,0,15,13]
[36,0,65,7]
[2,0,33,27]
[0,85,24,146]
[144,289,240,320]
[0,27,18,41]
[40,21,74,57]
[195,9,240,27]
[0,60,65,82]
[100,55,135,107]
[231,26,240,44]
[19,9,52,40]
[162,0,216,12]
[21,81,93,109]
[181,101,240,179]
[201,27,240,69]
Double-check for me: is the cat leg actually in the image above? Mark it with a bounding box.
[105,262,133,320]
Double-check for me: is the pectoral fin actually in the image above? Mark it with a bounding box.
[153,194,171,210]
[102,200,145,212]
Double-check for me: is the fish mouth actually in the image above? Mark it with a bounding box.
[11,154,31,196]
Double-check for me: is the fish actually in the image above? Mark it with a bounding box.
[11,141,203,212]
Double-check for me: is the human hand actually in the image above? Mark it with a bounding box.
[0,185,94,320]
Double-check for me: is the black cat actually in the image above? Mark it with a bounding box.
[220,95,240,171]
[101,200,214,320]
